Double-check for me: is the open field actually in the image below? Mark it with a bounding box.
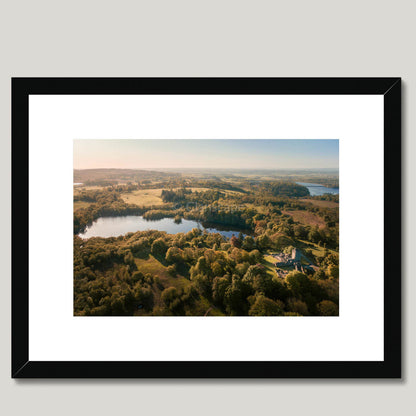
[133,255,224,316]
[297,240,337,258]
[133,255,190,314]
[134,255,190,290]
[120,187,244,206]
[283,210,326,228]
[121,189,166,206]
[262,254,280,279]
[244,203,269,214]
[300,198,339,208]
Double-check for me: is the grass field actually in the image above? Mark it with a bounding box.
[297,240,337,258]
[120,187,243,206]
[134,255,189,289]
[133,254,224,315]
[300,198,339,208]
[244,203,269,214]
[283,210,326,228]
[261,254,280,279]
[134,255,191,309]
[121,189,166,206]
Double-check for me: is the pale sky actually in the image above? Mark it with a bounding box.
[73,139,339,170]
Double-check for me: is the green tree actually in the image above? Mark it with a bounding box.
[124,251,135,268]
[212,276,230,306]
[256,234,271,250]
[135,286,154,310]
[230,235,241,248]
[249,249,262,264]
[285,271,311,297]
[165,246,183,264]
[224,283,246,315]
[151,238,168,258]
[249,295,284,316]
[317,300,339,316]
[327,264,339,280]
[161,287,178,307]
[242,236,255,251]
[287,298,309,316]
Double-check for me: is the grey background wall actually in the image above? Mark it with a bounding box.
[1,1,414,415]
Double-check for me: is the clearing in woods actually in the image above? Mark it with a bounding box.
[300,198,339,208]
[120,187,243,206]
[283,210,326,228]
[133,255,224,316]
[262,254,280,279]
[121,189,166,206]
[297,240,337,258]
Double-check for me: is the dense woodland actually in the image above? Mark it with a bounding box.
[74,169,339,316]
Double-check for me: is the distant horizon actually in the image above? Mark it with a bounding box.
[74,139,339,170]
[73,167,339,172]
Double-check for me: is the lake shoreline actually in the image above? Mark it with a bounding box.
[296,181,339,196]
[78,214,251,239]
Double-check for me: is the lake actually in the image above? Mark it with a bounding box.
[78,215,248,239]
[296,182,339,196]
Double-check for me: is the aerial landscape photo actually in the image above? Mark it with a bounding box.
[74,139,339,316]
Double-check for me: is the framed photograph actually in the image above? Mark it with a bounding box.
[12,78,401,378]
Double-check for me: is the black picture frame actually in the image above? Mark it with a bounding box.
[12,77,401,378]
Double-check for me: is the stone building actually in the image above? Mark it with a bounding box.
[272,248,315,275]
[291,248,301,262]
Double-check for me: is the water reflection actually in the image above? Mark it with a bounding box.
[78,215,249,239]
[296,182,339,196]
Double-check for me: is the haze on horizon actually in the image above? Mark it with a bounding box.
[74,139,339,170]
